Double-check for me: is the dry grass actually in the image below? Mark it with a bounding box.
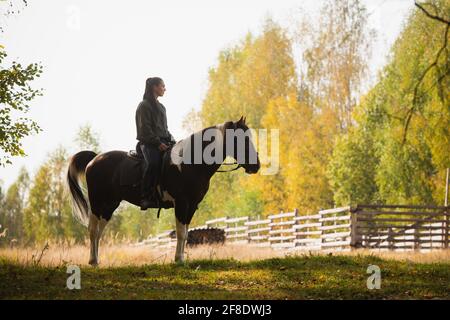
[1,242,449,267]
[333,248,450,264]
[2,243,450,299]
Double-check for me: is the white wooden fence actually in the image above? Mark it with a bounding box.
[137,204,449,251]
[138,206,354,251]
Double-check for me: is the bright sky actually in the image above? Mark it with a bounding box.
[0,0,413,190]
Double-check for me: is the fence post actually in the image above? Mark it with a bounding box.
[247,216,251,244]
[293,208,299,248]
[234,218,237,242]
[350,206,358,249]
[445,207,449,249]
[388,227,394,250]
[414,225,420,250]
[269,213,275,248]
[319,209,324,250]
[225,216,229,242]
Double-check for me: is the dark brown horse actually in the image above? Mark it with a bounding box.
[67,117,260,265]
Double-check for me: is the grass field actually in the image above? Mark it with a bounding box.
[0,244,449,299]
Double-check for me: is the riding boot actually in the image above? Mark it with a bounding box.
[140,183,153,210]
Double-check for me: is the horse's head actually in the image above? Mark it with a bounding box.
[224,116,260,174]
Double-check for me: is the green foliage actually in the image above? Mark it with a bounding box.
[1,167,29,243]
[0,48,43,166]
[328,128,379,206]
[375,138,436,205]
[331,0,449,206]
[22,146,85,244]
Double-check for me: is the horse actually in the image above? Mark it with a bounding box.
[66,116,260,265]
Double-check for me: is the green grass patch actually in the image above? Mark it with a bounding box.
[0,255,449,299]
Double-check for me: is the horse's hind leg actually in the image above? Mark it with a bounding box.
[88,214,99,266]
[88,201,120,266]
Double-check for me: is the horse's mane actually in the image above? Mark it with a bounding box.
[170,122,228,166]
[175,122,227,147]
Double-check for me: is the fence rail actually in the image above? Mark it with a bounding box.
[137,204,449,251]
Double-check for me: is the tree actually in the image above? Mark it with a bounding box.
[297,0,374,130]
[201,18,297,128]
[23,146,85,244]
[0,0,43,166]
[181,108,203,135]
[403,1,450,143]
[196,18,297,217]
[0,181,6,244]
[74,123,101,153]
[1,166,29,243]
[274,0,374,212]
[331,0,449,206]
[328,128,378,206]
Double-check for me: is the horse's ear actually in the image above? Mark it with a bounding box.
[243,116,246,124]
[224,121,235,129]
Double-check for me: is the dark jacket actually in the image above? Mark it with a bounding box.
[135,99,175,147]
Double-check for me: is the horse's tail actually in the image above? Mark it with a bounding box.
[67,151,97,227]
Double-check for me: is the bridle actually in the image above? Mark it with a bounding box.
[216,151,259,173]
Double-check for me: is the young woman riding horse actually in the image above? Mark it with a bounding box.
[136,77,176,210]
[67,77,260,266]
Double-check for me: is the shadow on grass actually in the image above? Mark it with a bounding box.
[1,255,449,299]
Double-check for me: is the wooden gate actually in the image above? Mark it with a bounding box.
[351,205,449,250]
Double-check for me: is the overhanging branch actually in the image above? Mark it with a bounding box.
[403,2,450,144]
[414,1,450,25]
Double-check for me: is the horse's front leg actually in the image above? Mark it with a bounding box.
[175,217,189,263]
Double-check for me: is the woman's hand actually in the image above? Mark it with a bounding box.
[158,143,169,151]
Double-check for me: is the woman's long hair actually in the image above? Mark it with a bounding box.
[143,77,163,107]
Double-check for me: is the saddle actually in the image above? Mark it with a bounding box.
[121,142,175,215]
[122,142,171,183]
